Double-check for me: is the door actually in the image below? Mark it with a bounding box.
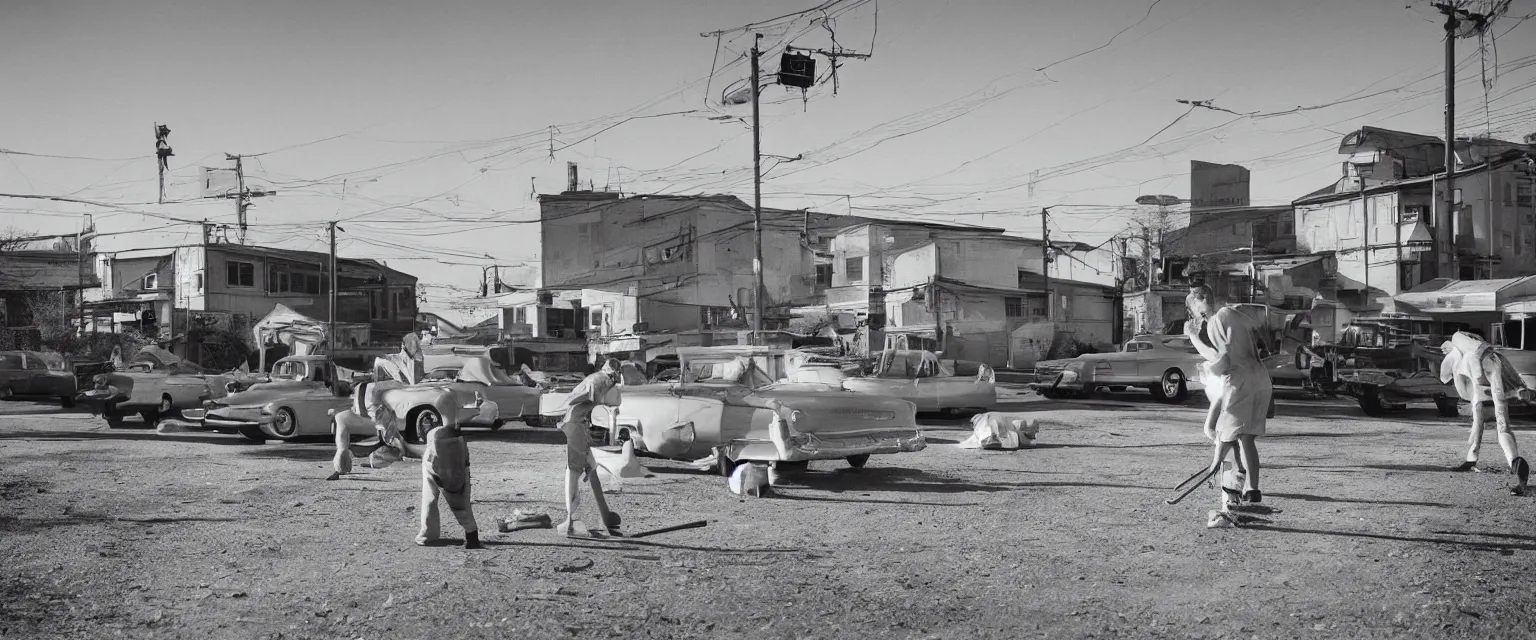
[0,353,28,394]
[20,354,51,395]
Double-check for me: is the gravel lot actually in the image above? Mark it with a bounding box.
[3,386,1534,639]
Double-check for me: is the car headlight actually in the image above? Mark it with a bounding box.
[92,374,109,390]
[1060,370,1080,383]
[788,409,804,425]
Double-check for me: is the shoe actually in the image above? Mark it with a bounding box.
[415,536,434,546]
[1242,489,1262,504]
[464,531,483,549]
[1451,461,1478,472]
[1513,458,1530,497]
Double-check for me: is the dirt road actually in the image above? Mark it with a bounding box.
[3,389,1534,639]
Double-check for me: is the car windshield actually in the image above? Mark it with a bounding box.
[272,361,310,380]
[426,368,459,381]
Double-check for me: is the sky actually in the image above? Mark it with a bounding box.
[3,0,1535,324]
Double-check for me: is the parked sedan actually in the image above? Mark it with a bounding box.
[598,346,925,475]
[1033,334,1207,403]
[832,350,997,414]
[0,351,78,407]
[80,349,218,426]
[198,356,353,441]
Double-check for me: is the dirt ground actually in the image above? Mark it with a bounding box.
[3,386,1534,639]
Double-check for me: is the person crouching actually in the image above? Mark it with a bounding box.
[418,422,481,549]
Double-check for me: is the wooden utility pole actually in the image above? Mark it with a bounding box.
[1431,2,1491,279]
[154,124,172,204]
[327,222,339,354]
[1041,207,1052,321]
[750,33,765,343]
[224,154,276,245]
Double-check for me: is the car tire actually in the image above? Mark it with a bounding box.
[846,454,870,469]
[1434,397,1460,418]
[140,409,159,425]
[1150,369,1189,404]
[269,407,299,440]
[411,407,443,443]
[523,415,544,428]
[1358,387,1387,416]
[60,395,76,409]
[237,424,267,442]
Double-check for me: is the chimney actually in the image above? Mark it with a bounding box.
[567,162,579,192]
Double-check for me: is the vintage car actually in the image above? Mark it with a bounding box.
[196,356,356,441]
[80,347,230,426]
[595,346,925,475]
[0,351,79,407]
[830,350,997,414]
[1311,318,1461,416]
[421,357,541,425]
[1033,334,1207,403]
[204,356,469,443]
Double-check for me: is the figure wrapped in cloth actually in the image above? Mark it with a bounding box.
[1184,285,1273,526]
[1440,331,1530,496]
[417,422,480,548]
[556,358,623,537]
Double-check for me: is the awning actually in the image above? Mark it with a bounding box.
[1394,276,1536,313]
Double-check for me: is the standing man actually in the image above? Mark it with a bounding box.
[1441,331,1530,496]
[1185,285,1273,513]
[557,358,623,537]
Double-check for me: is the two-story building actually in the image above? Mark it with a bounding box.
[84,242,419,366]
[495,170,873,363]
[0,232,99,350]
[1293,127,1536,324]
[812,220,1118,368]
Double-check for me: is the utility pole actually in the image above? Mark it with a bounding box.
[750,33,765,343]
[1041,207,1052,321]
[224,153,276,245]
[1432,2,1491,279]
[327,222,339,355]
[154,124,172,204]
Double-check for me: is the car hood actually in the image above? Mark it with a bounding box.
[217,382,318,407]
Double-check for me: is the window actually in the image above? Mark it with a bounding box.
[194,272,204,293]
[226,261,255,288]
[588,307,605,331]
[1503,232,1514,250]
[266,266,322,294]
[142,273,158,290]
[1026,293,1047,319]
[815,264,833,287]
[1281,220,1295,235]
[1005,296,1024,318]
[845,256,864,281]
[1506,182,1516,207]
[577,222,596,246]
[393,289,413,315]
[513,307,527,324]
[1017,270,1028,290]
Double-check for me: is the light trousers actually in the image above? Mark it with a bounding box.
[418,466,477,542]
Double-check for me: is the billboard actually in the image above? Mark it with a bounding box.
[1190,160,1250,212]
[200,167,239,198]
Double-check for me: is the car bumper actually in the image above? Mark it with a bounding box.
[79,389,126,404]
[730,429,927,462]
[203,408,268,430]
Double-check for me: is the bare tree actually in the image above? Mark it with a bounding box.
[0,226,37,251]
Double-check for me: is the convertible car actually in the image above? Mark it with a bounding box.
[80,347,232,426]
[0,351,78,407]
[1032,334,1207,403]
[832,350,997,414]
[596,346,925,475]
[422,357,541,426]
